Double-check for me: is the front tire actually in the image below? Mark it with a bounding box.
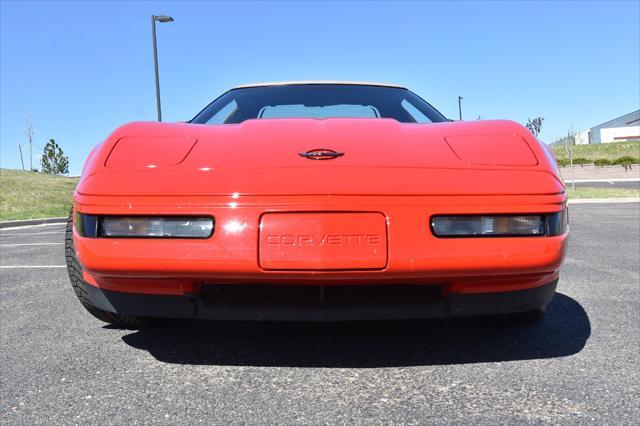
[65,211,151,329]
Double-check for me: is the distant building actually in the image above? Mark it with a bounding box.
[575,129,590,145]
[589,110,640,144]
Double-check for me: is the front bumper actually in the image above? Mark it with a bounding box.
[73,193,568,293]
[83,279,558,321]
[72,192,567,321]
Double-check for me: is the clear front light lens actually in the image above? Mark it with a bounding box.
[431,215,545,237]
[100,217,213,238]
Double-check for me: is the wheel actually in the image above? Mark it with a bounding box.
[65,211,151,329]
[507,307,546,324]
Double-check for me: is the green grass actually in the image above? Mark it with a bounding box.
[552,141,640,161]
[0,168,78,221]
[566,187,640,199]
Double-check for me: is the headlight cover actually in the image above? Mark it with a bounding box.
[75,213,214,238]
[431,210,567,238]
[101,217,214,238]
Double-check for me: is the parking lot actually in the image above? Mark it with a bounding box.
[1,203,638,424]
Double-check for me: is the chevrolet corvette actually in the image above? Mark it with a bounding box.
[66,81,568,327]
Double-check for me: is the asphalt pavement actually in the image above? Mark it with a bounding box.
[570,180,639,189]
[1,203,638,424]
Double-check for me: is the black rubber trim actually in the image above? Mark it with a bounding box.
[82,279,558,322]
[448,280,558,316]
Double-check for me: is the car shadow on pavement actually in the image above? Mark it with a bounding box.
[120,293,590,367]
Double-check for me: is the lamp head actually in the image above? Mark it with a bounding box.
[155,15,174,23]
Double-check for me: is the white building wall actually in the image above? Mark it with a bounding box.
[599,126,640,143]
[575,130,589,145]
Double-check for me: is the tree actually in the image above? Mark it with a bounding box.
[26,114,35,171]
[525,117,544,137]
[563,128,576,190]
[40,139,69,175]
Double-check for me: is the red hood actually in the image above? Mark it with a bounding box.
[78,119,563,196]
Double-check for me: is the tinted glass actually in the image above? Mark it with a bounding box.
[191,85,447,125]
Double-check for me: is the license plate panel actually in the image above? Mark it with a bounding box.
[259,212,388,270]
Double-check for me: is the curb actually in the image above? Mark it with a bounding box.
[568,198,640,204]
[0,217,67,229]
[564,178,640,183]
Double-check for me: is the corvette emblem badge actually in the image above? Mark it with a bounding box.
[298,149,344,160]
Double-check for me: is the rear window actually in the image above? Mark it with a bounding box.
[191,84,447,125]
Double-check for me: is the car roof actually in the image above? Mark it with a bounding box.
[233,81,406,89]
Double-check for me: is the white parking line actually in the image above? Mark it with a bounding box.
[0,223,66,231]
[0,231,65,236]
[0,265,66,269]
[0,243,64,247]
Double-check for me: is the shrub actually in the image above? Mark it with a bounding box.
[557,157,591,167]
[572,157,590,167]
[612,156,639,171]
[594,158,612,167]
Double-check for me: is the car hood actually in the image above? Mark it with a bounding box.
[78,119,564,196]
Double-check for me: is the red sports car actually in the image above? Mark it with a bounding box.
[66,81,568,327]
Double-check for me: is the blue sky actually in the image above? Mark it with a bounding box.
[1,0,639,174]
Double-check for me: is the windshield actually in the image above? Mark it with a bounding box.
[191,84,448,125]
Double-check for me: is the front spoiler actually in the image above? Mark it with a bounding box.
[83,280,558,322]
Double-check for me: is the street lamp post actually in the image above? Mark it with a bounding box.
[457,96,463,121]
[151,14,174,122]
